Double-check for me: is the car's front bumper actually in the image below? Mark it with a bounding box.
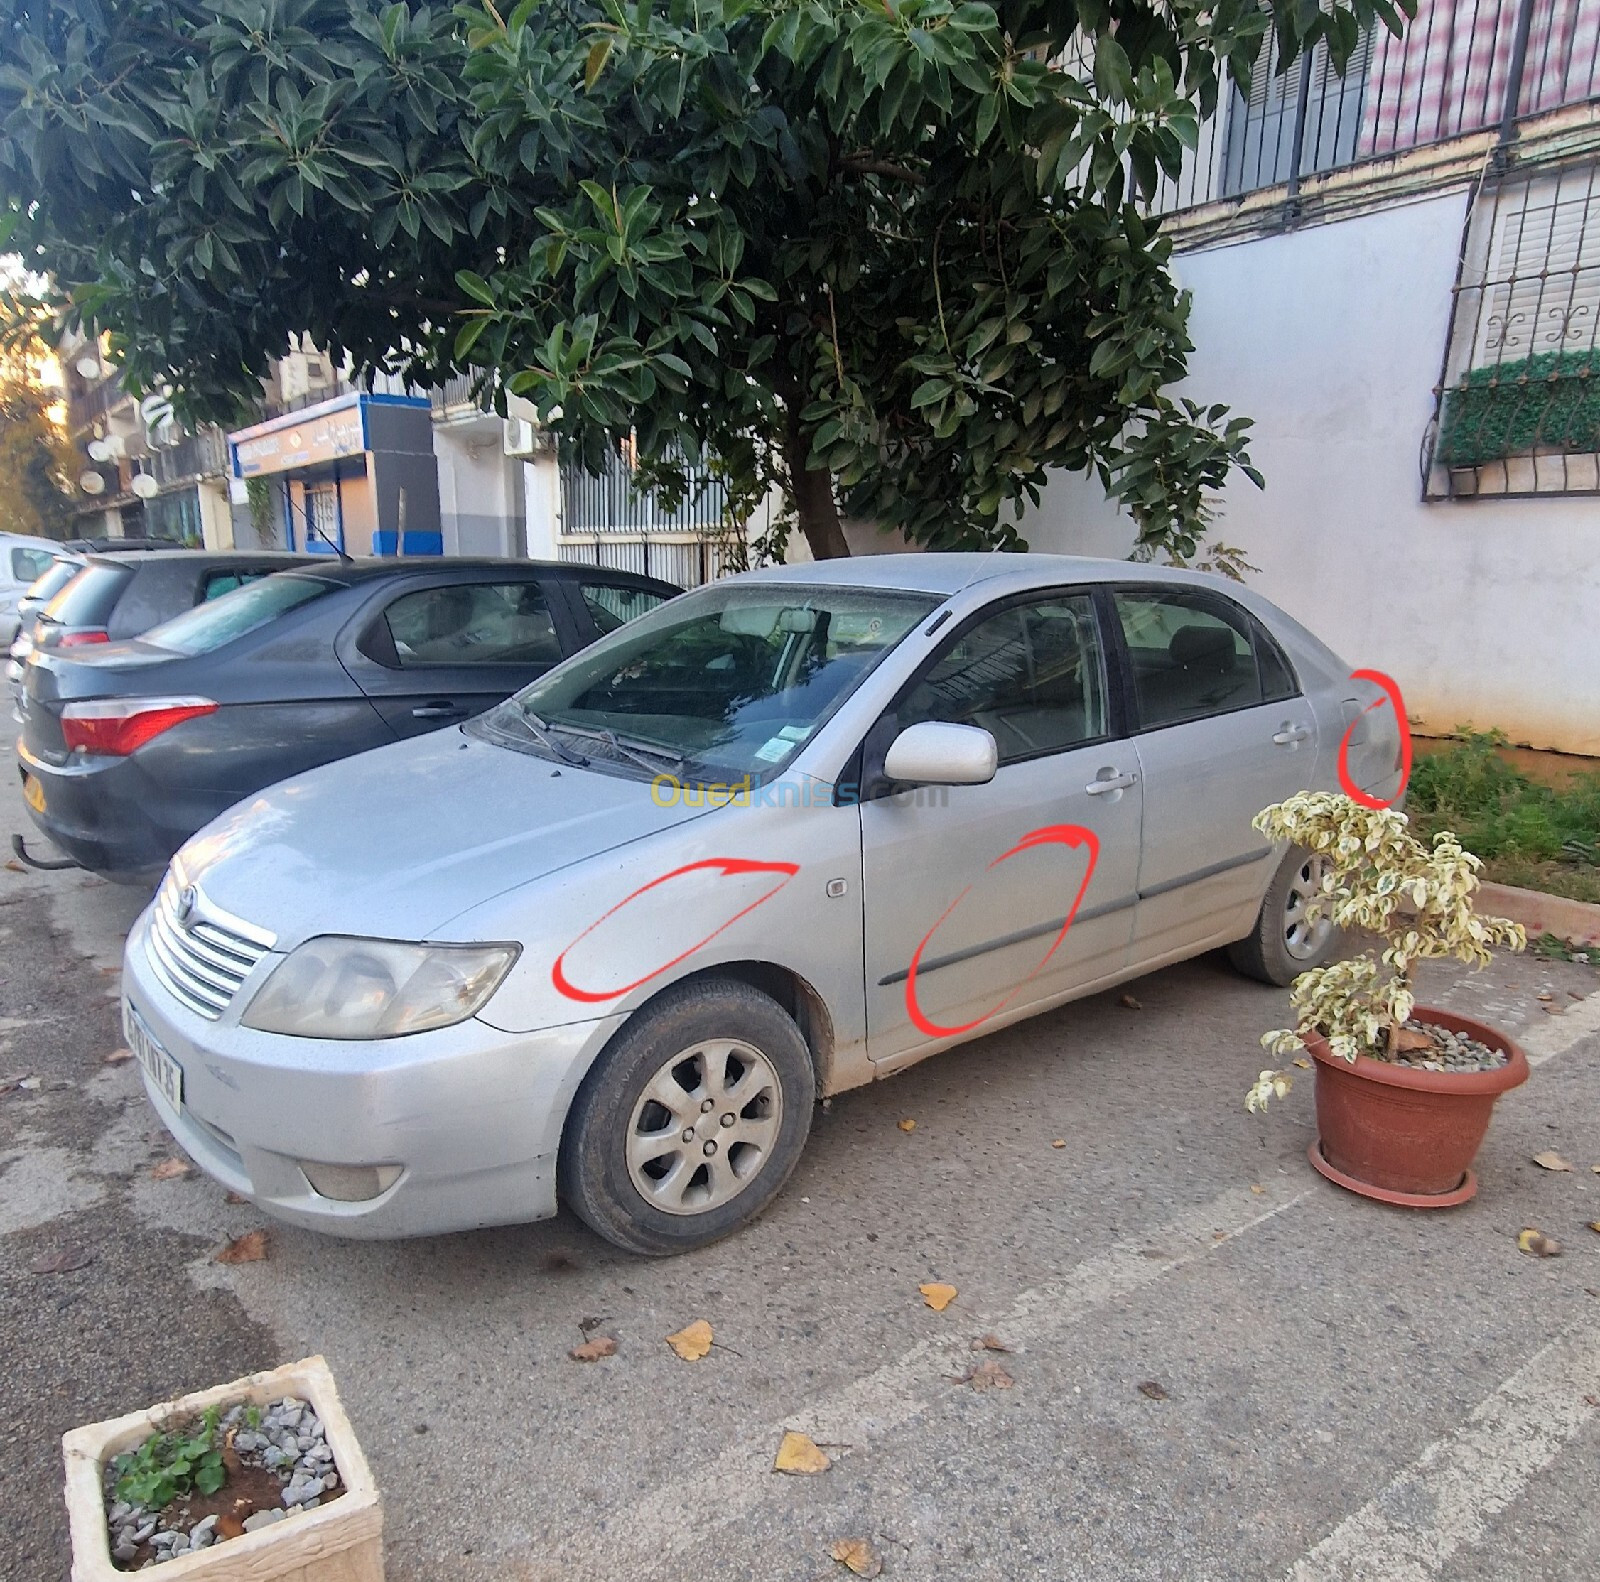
[121,905,625,1239]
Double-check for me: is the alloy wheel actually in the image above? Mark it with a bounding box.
[1283,852,1334,960]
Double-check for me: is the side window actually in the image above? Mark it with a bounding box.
[202,570,273,603]
[580,581,670,635]
[12,547,56,584]
[382,582,562,667]
[1252,618,1300,703]
[898,594,1109,765]
[1113,588,1267,728]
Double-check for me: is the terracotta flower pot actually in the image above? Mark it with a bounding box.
[1305,1006,1528,1207]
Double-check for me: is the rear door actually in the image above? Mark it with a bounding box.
[342,572,581,736]
[1111,584,1318,965]
[860,589,1143,1069]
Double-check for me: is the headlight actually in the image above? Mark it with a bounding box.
[241,937,519,1040]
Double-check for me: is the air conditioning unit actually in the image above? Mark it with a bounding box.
[503,417,544,458]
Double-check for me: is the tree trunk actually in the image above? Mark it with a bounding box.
[784,407,851,560]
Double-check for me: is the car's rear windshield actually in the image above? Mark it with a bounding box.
[26,559,80,603]
[41,561,132,629]
[140,573,340,657]
[487,582,938,784]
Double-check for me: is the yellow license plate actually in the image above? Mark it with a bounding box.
[22,774,45,814]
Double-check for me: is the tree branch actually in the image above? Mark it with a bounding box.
[837,154,927,186]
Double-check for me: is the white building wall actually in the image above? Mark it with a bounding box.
[433,423,525,557]
[1025,190,1600,756]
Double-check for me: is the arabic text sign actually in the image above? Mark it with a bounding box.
[233,405,365,478]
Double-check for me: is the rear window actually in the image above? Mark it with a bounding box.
[42,562,132,629]
[140,574,339,657]
[10,546,57,584]
[26,560,79,602]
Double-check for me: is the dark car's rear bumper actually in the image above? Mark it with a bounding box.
[16,738,194,882]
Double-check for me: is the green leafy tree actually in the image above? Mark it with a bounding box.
[0,0,1410,559]
[0,293,73,539]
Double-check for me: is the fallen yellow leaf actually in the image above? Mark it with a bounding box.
[1050,1138,1066,1149]
[1533,1151,1574,1172]
[150,1158,190,1180]
[773,1430,831,1475]
[215,1229,268,1265]
[897,1117,916,1132]
[568,1336,618,1362]
[1587,1221,1600,1235]
[830,1538,883,1578]
[1249,1183,1265,1195]
[1517,1227,1562,1258]
[666,1319,713,1361]
[1292,1057,1312,1070]
[919,1282,957,1312]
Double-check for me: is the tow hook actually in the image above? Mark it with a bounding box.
[10,833,79,872]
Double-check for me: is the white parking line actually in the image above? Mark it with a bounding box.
[573,1180,1310,1574]
[1520,988,1600,1066]
[1287,1325,1600,1582]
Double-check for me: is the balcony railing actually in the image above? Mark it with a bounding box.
[151,425,229,486]
[1155,0,1600,216]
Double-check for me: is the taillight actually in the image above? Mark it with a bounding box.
[57,630,110,649]
[61,697,218,756]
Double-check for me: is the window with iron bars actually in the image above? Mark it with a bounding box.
[1427,158,1600,496]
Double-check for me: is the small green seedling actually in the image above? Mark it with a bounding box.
[112,1405,226,1509]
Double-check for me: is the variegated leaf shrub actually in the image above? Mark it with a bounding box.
[1245,792,1525,1113]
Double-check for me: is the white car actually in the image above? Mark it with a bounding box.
[0,533,68,649]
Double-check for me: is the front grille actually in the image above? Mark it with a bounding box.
[145,868,276,1020]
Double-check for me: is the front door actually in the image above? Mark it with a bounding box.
[861,591,1142,1069]
[1110,585,1320,963]
[345,577,576,736]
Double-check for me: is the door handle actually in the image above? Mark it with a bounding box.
[1085,769,1138,796]
[412,701,467,720]
[1272,723,1312,746]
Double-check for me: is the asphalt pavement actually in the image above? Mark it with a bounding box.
[2,718,1598,1582]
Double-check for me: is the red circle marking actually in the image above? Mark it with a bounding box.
[905,824,1101,1040]
[551,857,800,1004]
[1337,668,1412,810]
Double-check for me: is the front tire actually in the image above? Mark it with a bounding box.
[1227,846,1341,986]
[558,978,816,1255]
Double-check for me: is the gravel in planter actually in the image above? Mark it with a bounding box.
[1384,1019,1509,1074]
[102,1397,345,1569]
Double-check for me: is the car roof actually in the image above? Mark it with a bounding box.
[270,557,678,588]
[725,551,1227,596]
[81,550,318,570]
[1,531,70,553]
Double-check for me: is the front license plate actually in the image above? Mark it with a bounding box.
[125,1004,184,1111]
[22,773,44,814]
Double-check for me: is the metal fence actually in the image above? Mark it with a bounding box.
[150,425,229,486]
[559,441,732,587]
[1154,0,1600,213]
[1427,155,1600,494]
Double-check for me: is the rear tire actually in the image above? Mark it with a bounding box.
[558,978,815,1256]
[1227,846,1342,986]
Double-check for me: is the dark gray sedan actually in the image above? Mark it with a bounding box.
[17,558,677,880]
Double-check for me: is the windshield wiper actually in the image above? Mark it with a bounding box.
[546,721,686,777]
[517,705,590,767]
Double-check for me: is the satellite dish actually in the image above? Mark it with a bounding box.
[131,473,159,500]
[78,471,107,496]
[75,355,103,380]
[86,438,113,462]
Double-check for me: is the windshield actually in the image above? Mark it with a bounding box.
[140,573,340,657]
[487,582,938,784]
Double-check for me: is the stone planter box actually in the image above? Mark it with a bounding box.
[63,1355,382,1582]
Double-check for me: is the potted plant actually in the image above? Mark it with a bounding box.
[62,1355,382,1580]
[1246,791,1529,1207]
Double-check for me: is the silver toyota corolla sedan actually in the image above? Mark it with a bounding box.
[120,554,1403,1254]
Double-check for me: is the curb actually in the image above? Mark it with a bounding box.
[1478,881,1600,948]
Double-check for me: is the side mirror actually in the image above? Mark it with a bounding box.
[882,721,998,787]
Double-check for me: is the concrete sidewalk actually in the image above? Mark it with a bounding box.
[2,720,1597,1581]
